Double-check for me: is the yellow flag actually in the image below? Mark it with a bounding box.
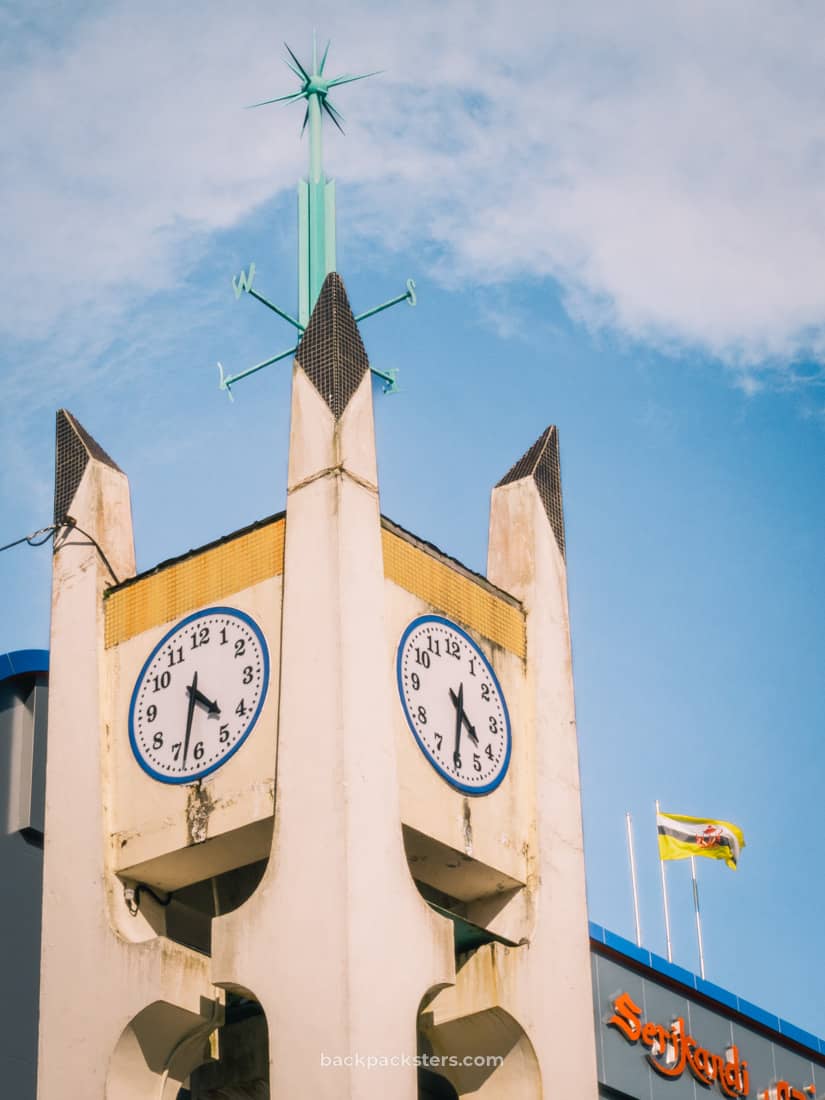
[657,812,745,871]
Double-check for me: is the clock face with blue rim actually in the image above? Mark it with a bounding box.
[397,615,511,795]
[128,607,269,784]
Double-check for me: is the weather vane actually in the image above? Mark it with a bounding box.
[217,35,416,400]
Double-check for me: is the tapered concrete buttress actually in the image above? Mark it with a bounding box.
[486,425,598,1097]
[37,411,219,1100]
[424,426,598,1097]
[210,275,454,1098]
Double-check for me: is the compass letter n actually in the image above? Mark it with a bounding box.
[232,263,256,300]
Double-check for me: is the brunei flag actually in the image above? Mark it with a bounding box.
[657,812,745,871]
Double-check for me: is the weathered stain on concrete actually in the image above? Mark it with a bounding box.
[462,798,473,856]
[186,782,215,846]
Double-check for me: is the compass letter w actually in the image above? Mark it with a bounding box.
[232,263,256,300]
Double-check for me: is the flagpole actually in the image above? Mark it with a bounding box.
[655,800,673,962]
[690,855,706,979]
[625,812,642,947]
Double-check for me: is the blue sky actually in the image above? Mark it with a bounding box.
[2,0,824,1038]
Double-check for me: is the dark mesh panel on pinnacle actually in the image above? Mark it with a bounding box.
[294,272,370,420]
[54,409,122,524]
[497,425,566,560]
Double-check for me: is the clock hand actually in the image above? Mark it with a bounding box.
[449,687,479,746]
[451,681,464,768]
[187,685,221,716]
[182,670,198,768]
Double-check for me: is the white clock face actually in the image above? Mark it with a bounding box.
[397,615,511,795]
[128,607,269,784]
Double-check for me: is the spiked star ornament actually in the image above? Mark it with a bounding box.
[248,37,379,137]
[247,37,379,326]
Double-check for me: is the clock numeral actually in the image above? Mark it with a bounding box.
[444,638,460,659]
[417,705,428,726]
[172,742,182,761]
[453,751,462,770]
[481,683,491,702]
[152,731,164,750]
[414,648,431,669]
[242,664,254,685]
[167,646,185,667]
[235,698,248,717]
[485,744,495,761]
[234,638,246,658]
[220,626,229,645]
[426,635,441,657]
[219,724,230,743]
[468,656,477,676]
[152,671,171,693]
[410,672,420,691]
[190,626,210,649]
[473,753,482,773]
[434,732,443,750]
[193,741,205,761]
[146,704,158,723]
[488,715,499,734]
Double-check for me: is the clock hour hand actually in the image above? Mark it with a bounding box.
[449,687,479,746]
[187,684,221,716]
[182,670,198,768]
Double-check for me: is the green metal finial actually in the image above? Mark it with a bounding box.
[248,36,379,325]
[216,38,415,399]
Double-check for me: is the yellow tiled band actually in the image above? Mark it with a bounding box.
[104,519,286,649]
[381,528,526,658]
[105,515,525,658]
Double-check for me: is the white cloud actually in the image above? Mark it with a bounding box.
[2,0,825,394]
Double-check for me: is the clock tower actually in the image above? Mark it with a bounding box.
[36,41,598,1100]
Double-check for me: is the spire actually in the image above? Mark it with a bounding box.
[294,273,370,419]
[497,425,566,559]
[249,36,378,326]
[54,409,121,524]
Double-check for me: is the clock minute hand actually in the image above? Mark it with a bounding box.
[449,687,479,745]
[182,670,198,768]
[452,681,464,768]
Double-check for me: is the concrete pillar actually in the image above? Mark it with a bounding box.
[211,275,453,1098]
[37,411,218,1100]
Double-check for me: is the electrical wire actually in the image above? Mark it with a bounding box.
[0,523,59,554]
[135,883,173,908]
[54,516,120,586]
[0,516,121,586]
[123,881,173,916]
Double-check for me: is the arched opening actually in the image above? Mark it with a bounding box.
[108,994,269,1099]
[417,958,541,1099]
[180,993,270,1099]
[107,999,222,1100]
